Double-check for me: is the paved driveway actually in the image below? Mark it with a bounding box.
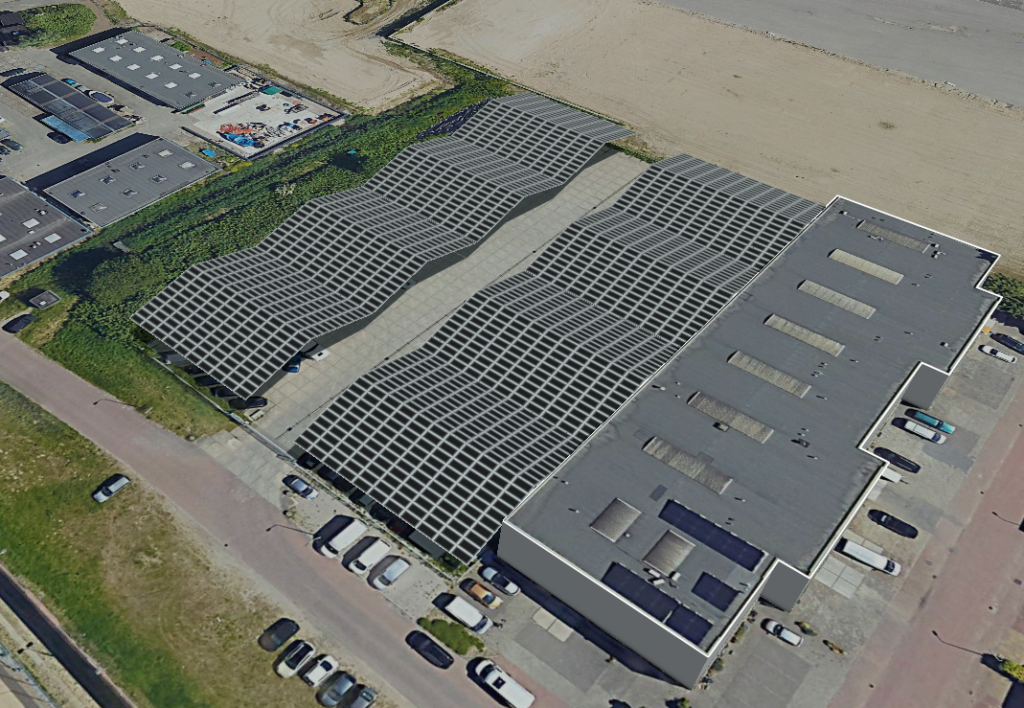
[0,334,562,708]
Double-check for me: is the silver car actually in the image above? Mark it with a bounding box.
[371,557,410,590]
[763,620,803,646]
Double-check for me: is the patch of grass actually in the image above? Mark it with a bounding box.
[18,4,96,47]
[877,120,897,130]
[416,618,485,655]
[0,383,315,708]
[100,1,130,22]
[171,40,192,52]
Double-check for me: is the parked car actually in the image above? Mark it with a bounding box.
[301,655,339,687]
[473,660,535,708]
[46,132,71,145]
[763,619,803,647]
[316,672,356,708]
[346,538,391,575]
[210,386,237,398]
[282,354,302,373]
[229,396,267,410]
[872,447,920,474]
[348,686,377,708]
[1,68,27,77]
[462,579,502,609]
[92,474,131,503]
[980,344,1017,363]
[181,364,204,376]
[906,409,955,434]
[2,139,23,151]
[406,631,454,669]
[316,466,344,485]
[0,145,10,155]
[2,314,35,334]
[275,640,315,678]
[193,374,220,387]
[258,618,299,652]
[480,565,521,596]
[900,419,946,444]
[993,332,1024,355]
[867,509,919,538]
[283,474,319,499]
[297,452,321,469]
[371,557,410,590]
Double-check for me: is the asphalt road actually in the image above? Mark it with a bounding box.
[0,335,561,708]
[0,566,131,708]
[660,0,1024,107]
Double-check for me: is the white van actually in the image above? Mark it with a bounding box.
[442,596,493,634]
[345,538,391,575]
[879,466,902,485]
[837,539,901,575]
[903,420,946,444]
[318,518,367,558]
[473,660,536,708]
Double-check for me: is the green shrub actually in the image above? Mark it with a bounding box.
[416,618,485,655]
[1003,659,1024,683]
[19,4,96,47]
[171,40,191,52]
[986,273,1024,320]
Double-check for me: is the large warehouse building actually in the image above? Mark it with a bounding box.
[70,31,242,111]
[0,177,92,277]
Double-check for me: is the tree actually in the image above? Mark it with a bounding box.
[1001,658,1024,683]
[986,274,1024,320]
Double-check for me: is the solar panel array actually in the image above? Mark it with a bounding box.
[602,563,714,645]
[299,154,823,562]
[659,500,765,571]
[133,94,632,398]
[9,74,132,139]
[692,572,740,612]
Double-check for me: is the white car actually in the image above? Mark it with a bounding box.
[301,654,339,687]
[480,565,521,596]
[92,474,131,503]
[371,557,410,590]
[276,640,315,678]
[981,344,1017,363]
[902,420,946,444]
[763,620,803,647]
[283,474,319,499]
[473,659,535,708]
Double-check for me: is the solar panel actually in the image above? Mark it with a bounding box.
[601,563,677,621]
[666,605,713,644]
[659,500,765,570]
[692,572,740,611]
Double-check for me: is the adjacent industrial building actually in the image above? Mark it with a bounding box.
[0,11,27,46]
[8,73,132,140]
[44,136,217,227]
[70,31,243,111]
[132,94,633,398]
[0,178,92,277]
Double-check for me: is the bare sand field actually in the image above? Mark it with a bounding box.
[405,0,1024,275]
[117,0,438,110]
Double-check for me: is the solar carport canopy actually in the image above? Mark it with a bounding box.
[131,94,633,398]
[298,154,823,562]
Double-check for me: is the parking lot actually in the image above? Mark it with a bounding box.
[0,47,195,183]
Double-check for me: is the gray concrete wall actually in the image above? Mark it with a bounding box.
[760,561,811,611]
[498,522,710,688]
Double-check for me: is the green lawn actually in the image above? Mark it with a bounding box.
[416,617,485,655]
[18,4,96,47]
[0,51,511,438]
[0,382,317,708]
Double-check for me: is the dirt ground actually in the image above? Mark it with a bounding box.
[114,0,439,110]
[403,0,1024,276]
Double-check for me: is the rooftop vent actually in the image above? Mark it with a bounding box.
[590,498,641,542]
[798,280,876,319]
[688,392,774,443]
[829,249,904,284]
[642,437,732,494]
[644,530,695,575]
[764,314,845,356]
[857,220,929,253]
[728,351,811,397]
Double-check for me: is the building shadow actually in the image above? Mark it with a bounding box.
[1005,680,1024,708]
[26,133,160,191]
[479,547,678,684]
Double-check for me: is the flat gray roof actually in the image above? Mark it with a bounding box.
[70,31,242,110]
[44,136,217,227]
[510,198,998,650]
[0,178,91,277]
